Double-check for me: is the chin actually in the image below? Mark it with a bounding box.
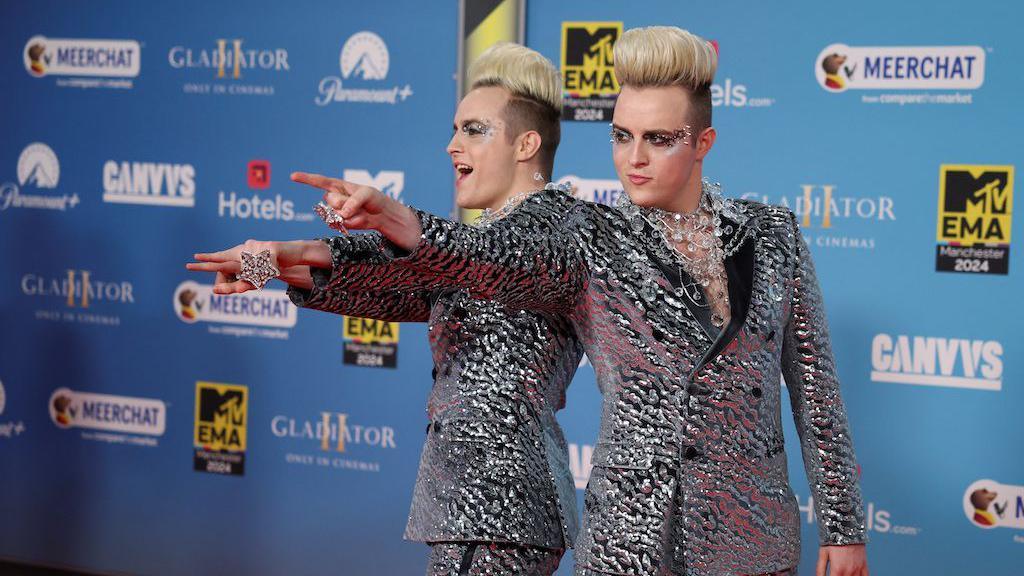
[623,187,665,208]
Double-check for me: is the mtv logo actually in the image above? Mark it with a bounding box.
[343,169,404,200]
[943,167,1013,215]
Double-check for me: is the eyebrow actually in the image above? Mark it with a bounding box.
[454,118,491,130]
[610,124,680,138]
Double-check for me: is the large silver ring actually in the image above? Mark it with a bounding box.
[238,250,280,290]
[315,201,349,234]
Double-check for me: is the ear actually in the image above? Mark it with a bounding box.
[694,126,716,160]
[515,130,543,163]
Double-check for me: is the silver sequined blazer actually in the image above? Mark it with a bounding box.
[287,232,584,551]
[380,188,867,575]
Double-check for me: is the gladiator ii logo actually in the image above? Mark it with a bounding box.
[935,165,1013,274]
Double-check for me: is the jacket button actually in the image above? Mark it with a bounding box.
[653,328,665,340]
[684,446,699,460]
[752,387,762,398]
[687,384,698,395]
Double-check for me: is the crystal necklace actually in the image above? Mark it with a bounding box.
[626,180,734,327]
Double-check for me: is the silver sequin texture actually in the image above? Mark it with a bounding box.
[287,223,584,552]
[427,542,563,576]
[393,187,866,576]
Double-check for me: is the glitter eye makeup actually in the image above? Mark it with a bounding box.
[609,123,694,149]
[460,120,494,137]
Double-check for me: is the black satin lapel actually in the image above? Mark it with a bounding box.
[689,221,756,376]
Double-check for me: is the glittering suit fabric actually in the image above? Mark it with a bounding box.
[287,230,583,552]
[427,541,563,576]
[384,188,867,576]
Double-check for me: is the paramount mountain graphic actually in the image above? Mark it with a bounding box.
[348,51,385,80]
[23,162,58,188]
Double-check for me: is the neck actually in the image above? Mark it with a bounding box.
[482,165,545,211]
[657,163,703,214]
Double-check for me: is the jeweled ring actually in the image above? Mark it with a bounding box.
[238,250,280,290]
[315,201,348,234]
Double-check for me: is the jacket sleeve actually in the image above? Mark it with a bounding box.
[781,211,868,546]
[286,233,433,322]
[393,192,589,315]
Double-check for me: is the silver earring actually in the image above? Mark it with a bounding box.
[533,171,545,181]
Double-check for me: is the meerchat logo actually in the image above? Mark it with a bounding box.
[815,44,984,92]
[342,169,403,201]
[173,280,296,328]
[870,334,1003,391]
[24,36,140,78]
[316,31,413,106]
[194,381,247,476]
[49,388,166,437]
[1,143,79,212]
[560,22,622,122]
[964,480,1024,530]
[343,316,399,368]
[935,165,1013,275]
[102,161,196,207]
[557,175,623,207]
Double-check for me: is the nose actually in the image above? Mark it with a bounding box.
[628,141,648,168]
[446,132,461,156]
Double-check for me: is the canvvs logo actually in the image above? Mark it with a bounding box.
[218,159,313,222]
[102,160,196,207]
[316,31,413,106]
[964,480,1024,531]
[560,21,621,122]
[870,334,1003,391]
[0,379,26,440]
[0,143,79,212]
[24,36,139,89]
[935,165,1013,275]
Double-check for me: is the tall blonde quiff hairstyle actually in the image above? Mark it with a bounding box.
[466,42,562,175]
[613,26,718,132]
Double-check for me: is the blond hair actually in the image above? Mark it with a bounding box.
[468,42,562,110]
[613,26,717,130]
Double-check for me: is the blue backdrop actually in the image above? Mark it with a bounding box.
[1,1,1019,575]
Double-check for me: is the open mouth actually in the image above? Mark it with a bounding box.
[455,162,474,183]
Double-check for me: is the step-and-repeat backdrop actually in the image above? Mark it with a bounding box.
[1,1,1019,574]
